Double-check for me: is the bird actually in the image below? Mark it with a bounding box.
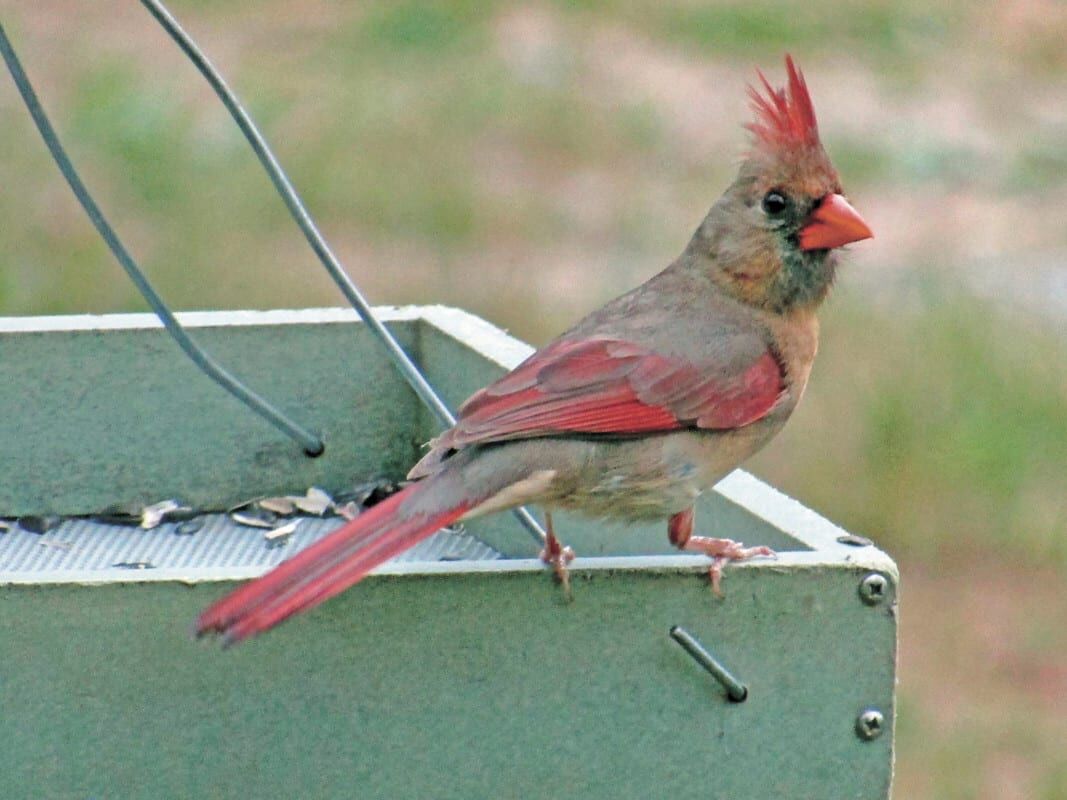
[197,55,873,645]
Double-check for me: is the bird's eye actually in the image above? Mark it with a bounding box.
[762,191,788,216]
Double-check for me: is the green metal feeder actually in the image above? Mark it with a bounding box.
[0,307,897,799]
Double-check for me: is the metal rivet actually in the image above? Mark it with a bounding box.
[855,708,885,740]
[858,573,888,605]
[669,626,748,702]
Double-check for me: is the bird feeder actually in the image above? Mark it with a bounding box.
[0,306,897,799]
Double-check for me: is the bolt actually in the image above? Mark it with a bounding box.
[858,573,888,605]
[855,708,885,741]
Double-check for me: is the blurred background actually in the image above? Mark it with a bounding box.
[2,2,1065,797]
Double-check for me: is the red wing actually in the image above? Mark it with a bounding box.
[441,337,784,449]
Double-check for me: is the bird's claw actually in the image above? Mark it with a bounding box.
[684,536,776,597]
[540,527,575,602]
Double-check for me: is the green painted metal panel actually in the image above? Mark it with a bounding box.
[0,306,897,798]
[1,563,895,800]
[0,309,423,516]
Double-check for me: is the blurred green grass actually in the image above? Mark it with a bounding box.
[751,289,1067,570]
[3,2,1066,797]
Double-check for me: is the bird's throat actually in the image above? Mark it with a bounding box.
[766,247,836,313]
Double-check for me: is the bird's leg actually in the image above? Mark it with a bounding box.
[540,511,575,601]
[668,507,775,596]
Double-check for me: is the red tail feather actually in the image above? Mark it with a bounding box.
[196,482,471,644]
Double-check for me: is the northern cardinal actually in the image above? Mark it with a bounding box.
[198,56,872,644]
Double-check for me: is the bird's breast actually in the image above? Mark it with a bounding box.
[767,306,820,396]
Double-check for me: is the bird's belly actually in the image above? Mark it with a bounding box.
[548,422,782,521]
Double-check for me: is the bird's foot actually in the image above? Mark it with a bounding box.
[540,512,575,602]
[682,536,776,597]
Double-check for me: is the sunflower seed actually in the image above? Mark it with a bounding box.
[232,508,277,529]
[162,506,198,523]
[264,519,300,548]
[258,496,297,515]
[141,499,183,530]
[291,487,333,516]
[19,515,61,534]
[94,504,144,526]
[334,479,402,509]
[332,481,381,506]
[227,496,265,514]
[174,518,205,536]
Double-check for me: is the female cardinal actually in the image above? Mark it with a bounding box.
[198,56,872,644]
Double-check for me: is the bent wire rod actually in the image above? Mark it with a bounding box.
[141,0,548,546]
[0,23,324,457]
[669,626,748,703]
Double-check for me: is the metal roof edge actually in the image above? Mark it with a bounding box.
[0,305,424,333]
[0,549,885,587]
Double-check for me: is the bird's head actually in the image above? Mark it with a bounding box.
[691,56,873,313]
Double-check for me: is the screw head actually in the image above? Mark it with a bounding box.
[858,573,888,605]
[855,708,885,741]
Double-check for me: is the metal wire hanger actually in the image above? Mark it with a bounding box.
[0,11,546,546]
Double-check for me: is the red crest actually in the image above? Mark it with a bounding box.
[746,55,822,152]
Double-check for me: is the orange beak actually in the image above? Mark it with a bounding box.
[798,193,873,251]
